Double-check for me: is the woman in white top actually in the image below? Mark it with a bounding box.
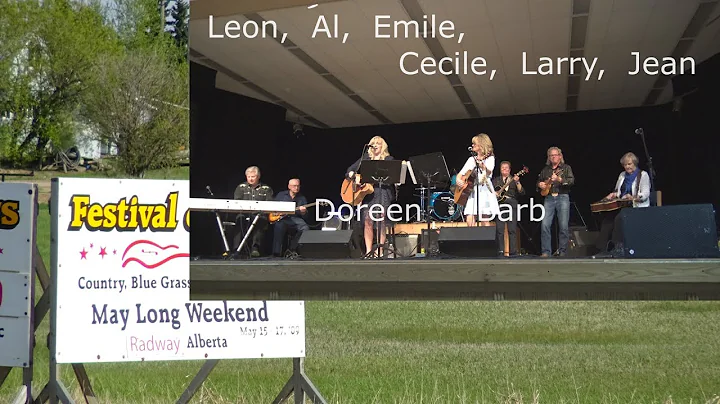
[595,151,650,253]
[604,152,651,207]
[455,133,500,227]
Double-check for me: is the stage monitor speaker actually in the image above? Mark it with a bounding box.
[615,204,720,258]
[298,230,353,259]
[420,228,440,254]
[567,226,600,257]
[393,234,419,258]
[437,227,496,257]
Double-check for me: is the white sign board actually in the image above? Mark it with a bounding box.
[51,178,305,363]
[0,182,35,368]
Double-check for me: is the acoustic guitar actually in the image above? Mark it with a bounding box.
[495,166,530,203]
[340,175,374,205]
[268,201,327,223]
[453,152,492,206]
[539,167,562,197]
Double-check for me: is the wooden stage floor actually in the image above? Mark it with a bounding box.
[189,256,720,301]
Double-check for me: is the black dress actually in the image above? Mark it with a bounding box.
[346,154,395,226]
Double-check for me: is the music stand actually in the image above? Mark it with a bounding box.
[407,152,451,227]
[358,159,405,259]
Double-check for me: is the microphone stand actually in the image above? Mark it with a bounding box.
[637,128,656,192]
[206,186,231,258]
[472,150,481,227]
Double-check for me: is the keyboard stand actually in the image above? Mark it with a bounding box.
[214,212,232,258]
[233,214,260,258]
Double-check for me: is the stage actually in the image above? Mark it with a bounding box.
[189,256,720,301]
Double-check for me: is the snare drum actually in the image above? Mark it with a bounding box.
[430,191,463,221]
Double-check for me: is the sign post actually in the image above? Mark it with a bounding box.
[0,183,37,403]
[46,178,320,404]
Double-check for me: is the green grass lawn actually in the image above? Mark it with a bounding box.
[2,184,720,403]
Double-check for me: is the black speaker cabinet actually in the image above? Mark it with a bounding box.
[567,226,600,257]
[298,230,353,259]
[615,204,719,258]
[420,229,440,255]
[437,227,497,257]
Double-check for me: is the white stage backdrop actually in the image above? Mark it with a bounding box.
[0,182,35,367]
[51,178,305,363]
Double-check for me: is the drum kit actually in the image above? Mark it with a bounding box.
[414,173,464,222]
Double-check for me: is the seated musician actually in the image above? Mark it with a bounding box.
[492,161,525,257]
[595,152,650,253]
[272,178,310,258]
[233,166,274,257]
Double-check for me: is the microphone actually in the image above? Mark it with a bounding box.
[635,128,644,135]
[467,146,473,151]
[467,146,477,156]
[205,185,214,196]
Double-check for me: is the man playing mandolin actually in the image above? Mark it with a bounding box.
[272,178,310,258]
[537,147,575,257]
[594,152,650,254]
[493,161,525,257]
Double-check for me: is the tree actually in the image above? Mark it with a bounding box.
[81,46,188,177]
[168,0,188,61]
[111,0,173,51]
[0,0,120,166]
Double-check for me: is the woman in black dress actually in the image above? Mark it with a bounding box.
[346,136,394,257]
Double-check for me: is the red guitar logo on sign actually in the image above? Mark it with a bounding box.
[121,240,189,269]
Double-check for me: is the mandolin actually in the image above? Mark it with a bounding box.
[495,166,529,203]
[268,201,327,223]
[539,167,562,197]
[453,151,492,205]
[340,175,374,205]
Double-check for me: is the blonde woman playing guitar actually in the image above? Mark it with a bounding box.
[344,136,395,257]
[454,134,500,227]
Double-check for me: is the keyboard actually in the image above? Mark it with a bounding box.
[187,198,297,213]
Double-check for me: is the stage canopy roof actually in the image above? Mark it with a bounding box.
[189,0,720,128]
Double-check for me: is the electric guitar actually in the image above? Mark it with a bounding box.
[268,201,327,223]
[340,175,374,205]
[495,166,529,203]
[453,151,492,206]
[539,167,562,197]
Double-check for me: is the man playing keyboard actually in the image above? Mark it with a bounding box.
[233,166,274,257]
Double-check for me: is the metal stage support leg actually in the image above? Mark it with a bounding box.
[272,358,328,404]
[234,214,260,257]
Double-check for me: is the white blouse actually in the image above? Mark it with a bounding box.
[614,170,650,208]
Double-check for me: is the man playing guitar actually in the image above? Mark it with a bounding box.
[537,147,575,257]
[272,178,310,258]
[492,161,525,256]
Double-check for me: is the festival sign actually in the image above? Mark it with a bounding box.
[0,182,35,367]
[51,178,305,363]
